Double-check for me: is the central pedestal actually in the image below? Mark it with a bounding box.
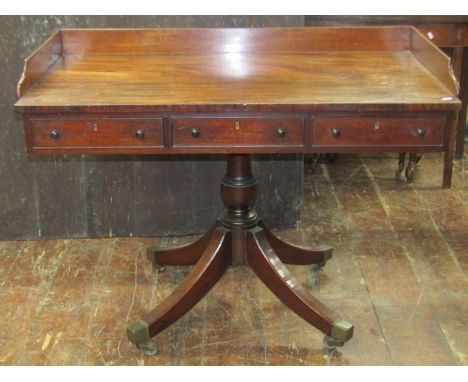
[127,154,354,355]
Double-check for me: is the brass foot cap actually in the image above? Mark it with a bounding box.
[146,246,165,271]
[138,339,159,356]
[127,320,151,345]
[323,335,344,350]
[145,245,158,263]
[319,245,333,261]
[331,319,354,343]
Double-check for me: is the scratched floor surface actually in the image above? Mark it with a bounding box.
[0,151,467,365]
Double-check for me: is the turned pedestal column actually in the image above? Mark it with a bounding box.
[127,154,354,355]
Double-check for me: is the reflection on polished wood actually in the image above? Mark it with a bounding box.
[16,52,457,109]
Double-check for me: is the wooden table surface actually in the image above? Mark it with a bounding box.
[15,27,460,113]
[17,51,457,108]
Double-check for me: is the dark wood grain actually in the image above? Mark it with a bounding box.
[15,50,459,113]
[141,227,232,337]
[173,117,303,148]
[246,227,339,336]
[411,28,459,95]
[147,222,219,266]
[29,116,164,151]
[258,220,332,265]
[59,27,411,55]
[312,116,445,147]
[17,30,62,98]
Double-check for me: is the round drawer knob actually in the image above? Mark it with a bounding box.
[191,128,200,138]
[416,128,426,137]
[277,128,286,138]
[49,130,60,140]
[331,128,341,138]
[135,129,145,139]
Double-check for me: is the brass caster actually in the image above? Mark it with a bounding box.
[311,246,332,270]
[127,320,158,356]
[156,265,165,273]
[323,335,344,351]
[311,259,327,270]
[323,318,354,350]
[137,339,159,356]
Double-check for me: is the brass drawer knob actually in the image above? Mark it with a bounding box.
[49,130,60,140]
[191,128,200,138]
[135,129,145,139]
[331,128,340,138]
[416,128,426,137]
[277,128,286,138]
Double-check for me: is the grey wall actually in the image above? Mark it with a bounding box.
[0,16,305,240]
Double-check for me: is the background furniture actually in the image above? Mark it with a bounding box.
[306,16,468,160]
[15,27,460,353]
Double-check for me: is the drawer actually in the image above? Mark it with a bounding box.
[30,117,164,149]
[415,24,457,47]
[172,118,303,147]
[313,116,445,147]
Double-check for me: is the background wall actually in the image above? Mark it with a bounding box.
[0,16,305,240]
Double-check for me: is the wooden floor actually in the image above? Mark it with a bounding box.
[0,151,466,365]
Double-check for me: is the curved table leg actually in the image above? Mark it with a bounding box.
[246,227,353,347]
[146,222,220,268]
[258,220,333,266]
[127,227,232,353]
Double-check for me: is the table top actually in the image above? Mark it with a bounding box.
[15,27,460,113]
[16,51,456,108]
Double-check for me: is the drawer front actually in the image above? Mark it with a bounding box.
[172,118,303,147]
[30,118,164,149]
[313,117,445,147]
[415,24,457,47]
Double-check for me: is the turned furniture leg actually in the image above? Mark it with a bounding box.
[146,222,220,269]
[397,153,422,183]
[404,153,420,183]
[396,153,406,178]
[451,46,467,160]
[258,220,332,267]
[309,153,320,172]
[246,226,354,348]
[443,112,459,188]
[127,227,232,354]
[405,153,417,183]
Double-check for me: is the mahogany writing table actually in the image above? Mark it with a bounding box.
[15,27,460,355]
